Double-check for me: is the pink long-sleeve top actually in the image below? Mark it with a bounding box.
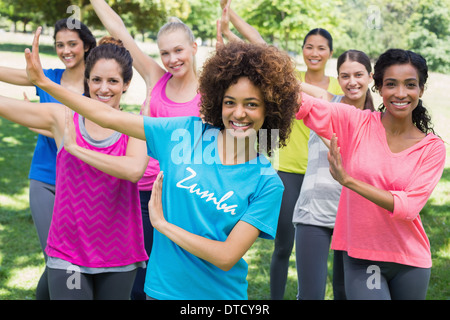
[297,94,446,268]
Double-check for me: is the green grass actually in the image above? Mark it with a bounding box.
[0,118,44,300]
[419,168,450,300]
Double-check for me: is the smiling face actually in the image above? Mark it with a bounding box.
[55,29,87,69]
[338,60,373,103]
[87,59,130,109]
[221,77,266,139]
[158,30,197,78]
[379,63,424,118]
[302,34,332,72]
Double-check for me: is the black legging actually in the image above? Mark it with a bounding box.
[48,267,137,300]
[131,190,154,300]
[270,171,304,300]
[341,251,431,300]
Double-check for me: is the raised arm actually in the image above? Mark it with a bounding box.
[218,0,243,43]
[25,27,146,141]
[89,0,165,88]
[0,67,33,86]
[219,0,266,45]
[63,108,149,183]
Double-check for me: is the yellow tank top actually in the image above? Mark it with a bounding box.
[273,71,343,174]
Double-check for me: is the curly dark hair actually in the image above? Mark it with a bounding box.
[199,41,300,156]
[373,48,435,134]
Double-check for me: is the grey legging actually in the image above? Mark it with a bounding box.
[295,223,346,300]
[341,251,431,300]
[29,179,55,300]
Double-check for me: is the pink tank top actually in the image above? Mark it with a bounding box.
[138,72,201,190]
[46,113,148,268]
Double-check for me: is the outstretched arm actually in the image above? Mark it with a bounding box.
[219,0,266,44]
[0,95,64,145]
[25,27,146,141]
[149,172,260,271]
[299,83,335,148]
[90,0,165,88]
[21,92,55,137]
[0,67,33,86]
[300,82,334,101]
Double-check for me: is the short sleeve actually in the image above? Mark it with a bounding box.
[240,177,284,240]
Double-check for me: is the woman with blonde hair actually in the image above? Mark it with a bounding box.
[90,0,202,299]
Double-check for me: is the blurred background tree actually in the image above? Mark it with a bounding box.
[0,0,448,73]
[407,0,450,73]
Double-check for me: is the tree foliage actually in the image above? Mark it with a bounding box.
[407,0,450,73]
[0,0,45,31]
[231,0,342,53]
[0,0,449,73]
[184,0,219,45]
[83,1,167,40]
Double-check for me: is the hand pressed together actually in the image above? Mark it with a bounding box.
[149,171,166,230]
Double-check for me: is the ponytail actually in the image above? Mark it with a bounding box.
[412,99,435,134]
[364,88,374,111]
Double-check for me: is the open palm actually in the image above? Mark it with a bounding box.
[24,27,47,87]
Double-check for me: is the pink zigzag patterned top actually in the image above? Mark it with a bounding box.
[46,112,148,268]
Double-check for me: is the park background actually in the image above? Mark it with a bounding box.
[0,0,448,300]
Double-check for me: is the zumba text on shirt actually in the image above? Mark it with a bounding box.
[176,167,238,215]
